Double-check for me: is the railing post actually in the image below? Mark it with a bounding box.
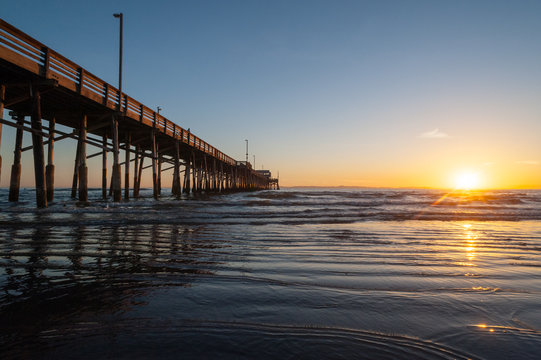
[77,68,84,94]
[103,83,109,106]
[42,47,50,78]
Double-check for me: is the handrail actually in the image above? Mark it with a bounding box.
[0,19,242,166]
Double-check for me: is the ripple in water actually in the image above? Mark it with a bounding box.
[1,188,540,359]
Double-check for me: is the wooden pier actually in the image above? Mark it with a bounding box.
[0,19,278,208]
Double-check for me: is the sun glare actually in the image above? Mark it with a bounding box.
[454,171,480,190]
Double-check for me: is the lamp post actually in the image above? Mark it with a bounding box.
[245,139,248,164]
[253,155,255,169]
[157,106,162,115]
[113,13,123,98]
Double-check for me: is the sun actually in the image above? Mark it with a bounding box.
[454,171,480,190]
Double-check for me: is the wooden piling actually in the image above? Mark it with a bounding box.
[133,144,139,197]
[172,140,181,196]
[220,162,224,192]
[213,159,217,192]
[78,114,88,202]
[157,151,162,196]
[112,115,122,202]
[135,153,143,197]
[183,153,191,194]
[197,165,201,192]
[71,134,82,198]
[0,84,4,181]
[204,156,210,192]
[30,89,47,208]
[102,134,107,199]
[151,130,158,199]
[46,117,55,202]
[124,133,130,200]
[192,153,197,193]
[9,114,24,202]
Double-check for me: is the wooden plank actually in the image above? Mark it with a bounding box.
[0,44,41,74]
[0,26,43,56]
[0,37,42,63]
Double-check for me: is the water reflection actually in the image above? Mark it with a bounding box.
[0,222,229,347]
[462,223,478,262]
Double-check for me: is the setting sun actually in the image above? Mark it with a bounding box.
[454,171,481,190]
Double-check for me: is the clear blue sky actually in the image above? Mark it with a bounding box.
[1,0,540,188]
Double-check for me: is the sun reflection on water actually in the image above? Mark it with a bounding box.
[463,223,478,261]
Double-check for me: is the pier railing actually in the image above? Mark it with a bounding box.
[0,19,235,165]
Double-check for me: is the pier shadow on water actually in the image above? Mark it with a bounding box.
[0,216,229,358]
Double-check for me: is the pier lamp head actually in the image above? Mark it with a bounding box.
[113,13,122,18]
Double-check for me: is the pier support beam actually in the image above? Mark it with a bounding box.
[46,117,55,202]
[220,162,224,192]
[111,115,122,202]
[0,84,4,181]
[183,153,191,194]
[135,153,143,197]
[102,134,107,199]
[151,131,158,199]
[133,144,139,198]
[124,133,130,200]
[78,114,88,202]
[71,134,82,198]
[172,140,181,196]
[30,89,47,208]
[9,114,24,202]
[213,159,217,192]
[192,153,197,193]
[157,150,162,196]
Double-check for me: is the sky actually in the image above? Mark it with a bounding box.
[1,0,540,189]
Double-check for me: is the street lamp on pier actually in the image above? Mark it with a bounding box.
[113,13,123,101]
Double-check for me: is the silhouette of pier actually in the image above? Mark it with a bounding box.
[0,19,277,208]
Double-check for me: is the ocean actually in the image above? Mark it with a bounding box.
[1,188,540,359]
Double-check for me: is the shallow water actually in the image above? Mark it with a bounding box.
[1,188,540,359]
